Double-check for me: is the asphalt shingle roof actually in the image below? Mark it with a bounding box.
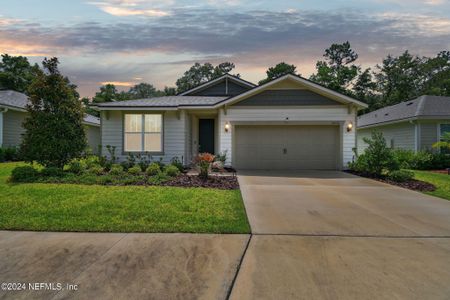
[95,96,228,107]
[357,95,450,128]
[0,90,100,126]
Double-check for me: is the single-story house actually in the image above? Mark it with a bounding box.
[357,95,450,154]
[0,90,101,152]
[94,73,367,170]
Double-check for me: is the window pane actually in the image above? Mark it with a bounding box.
[441,124,450,137]
[145,114,162,133]
[125,114,142,132]
[125,133,142,151]
[145,133,162,152]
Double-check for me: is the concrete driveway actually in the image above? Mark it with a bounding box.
[231,170,450,299]
[1,171,450,299]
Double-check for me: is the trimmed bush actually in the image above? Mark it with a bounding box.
[146,163,161,176]
[165,164,180,177]
[109,164,124,175]
[88,165,104,175]
[67,159,87,174]
[41,167,65,177]
[387,170,414,182]
[128,165,142,175]
[148,172,170,185]
[10,166,40,182]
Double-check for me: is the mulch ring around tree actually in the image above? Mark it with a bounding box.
[346,171,436,192]
[162,174,239,190]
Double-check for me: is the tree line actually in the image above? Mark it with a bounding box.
[1,42,449,118]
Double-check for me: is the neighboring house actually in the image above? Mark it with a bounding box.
[0,90,101,152]
[357,95,450,154]
[94,73,367,170]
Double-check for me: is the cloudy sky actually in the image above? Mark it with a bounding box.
[1,0,449,97]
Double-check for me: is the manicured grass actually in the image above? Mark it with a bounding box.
[0,162,250,233]
[413,170,450,201]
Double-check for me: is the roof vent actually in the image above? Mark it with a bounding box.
[385,113,389,116]
[406,102,413,106]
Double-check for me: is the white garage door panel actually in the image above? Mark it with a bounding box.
[234,125,339,170]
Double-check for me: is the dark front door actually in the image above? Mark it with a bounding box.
[199,119,215,154]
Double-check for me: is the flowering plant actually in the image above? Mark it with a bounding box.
[195,153,215,179]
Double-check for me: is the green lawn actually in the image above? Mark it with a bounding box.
[413,170,450,201]
[0,162,250,233]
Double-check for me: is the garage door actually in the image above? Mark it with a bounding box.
[234,125,339,170]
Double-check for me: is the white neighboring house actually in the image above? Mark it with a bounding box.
[0,90,101,152]
[94,74,367,170]
[357,95,450,154]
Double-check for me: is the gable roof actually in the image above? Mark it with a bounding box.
[95,96,227,109]
[218,74,368,109]
[0,90,100,127]
[357,95,450,128]
[178,73,256,96]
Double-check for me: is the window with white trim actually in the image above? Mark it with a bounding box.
[124,114,162,152]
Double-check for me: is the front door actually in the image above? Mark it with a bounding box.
[199,119,215,154]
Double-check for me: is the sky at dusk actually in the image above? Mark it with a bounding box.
[1,0,449,97]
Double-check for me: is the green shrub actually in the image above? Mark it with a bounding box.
[392,149,416,169]
[4,147,18,161]
[411,151,434,170]
[41,167,65,177]
[137,154,151,171]
[164,164,180,177]
[96,175,114,185]
[170,156,184,172]
[146,163,161,176]
[128,165,142,175]
[88,165,104,175]
[387,170,414,182]
[10,166,40,182]
[67,159,87,174]
[0,148,4,162]
[109,164,124,175]
[85,155,101,168]
[356,131,398,176]
[148,172,170,185]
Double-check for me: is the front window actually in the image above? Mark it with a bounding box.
[440,124,450,154]
[124,114,162,152]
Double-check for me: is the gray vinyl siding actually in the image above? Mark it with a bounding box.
[101,110,186,163]
[233,89,343,106]
[85,125,101,154]
[357,122,416,154]
[2,110,26,147]
[188,81,250,96]
[419,122,438,151]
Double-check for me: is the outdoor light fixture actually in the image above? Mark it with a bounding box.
[347,122,353,132]
[224,122,230,132]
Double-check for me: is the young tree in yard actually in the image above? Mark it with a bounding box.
[259,62,298,85]
[20,57,87,168]
[0,54,40,93]
[361,131,398,176]
[176,62,237,93]
[310,41,359,94]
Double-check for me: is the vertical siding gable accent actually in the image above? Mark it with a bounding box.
[187,80,251,96]
[232,89,344,106]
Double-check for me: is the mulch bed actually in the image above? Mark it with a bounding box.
[162,174,239,190]
[346,170,436,192]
